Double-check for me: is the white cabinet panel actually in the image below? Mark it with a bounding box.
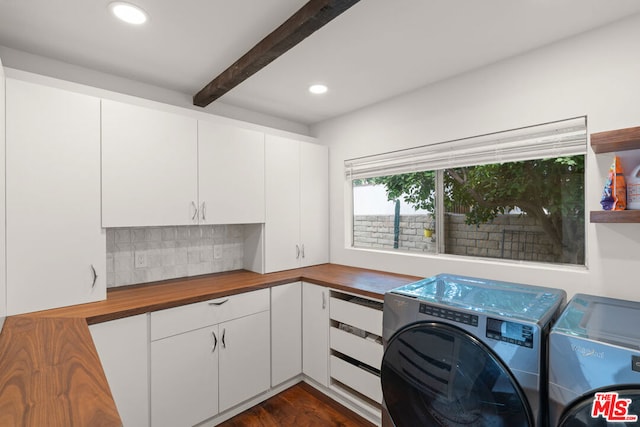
[271,282,302,386]
[265,136,328,273]
[330,355,382,404]
[302,282,329,387]
[150,289,269,341]
[265,135,301,272]
[6,79,105,315]
[150,289,270,425]
[219,310,271,412]
[198,121,265,224]
[330,297,383,337]
[151,325,219,427]
[101,99,198,227]
[90,315,149,427]
[300,141,329,267]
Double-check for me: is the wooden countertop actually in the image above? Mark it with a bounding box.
[0,264,419,427]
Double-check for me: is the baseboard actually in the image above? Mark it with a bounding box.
[303,377,382,426]
[197,375,303,427]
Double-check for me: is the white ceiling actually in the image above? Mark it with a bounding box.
[1,0,640,125]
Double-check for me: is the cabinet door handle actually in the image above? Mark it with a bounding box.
[208,299,229,306]
[90,265,98,288]
[201,201,207,221]
[222,328,226,349]
[191,201,199,221]
[211,331,218,353]
[296,245,300,259]
[322,292,326,310]
[301,244,305,259]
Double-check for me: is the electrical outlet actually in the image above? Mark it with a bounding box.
[134,252,147,268]
[214,245,223,260]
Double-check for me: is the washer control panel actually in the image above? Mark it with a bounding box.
[419,303,478,327]
[486,317,534,348]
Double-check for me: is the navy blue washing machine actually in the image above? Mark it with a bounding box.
[549,294,640,427]
[381,274,566,427]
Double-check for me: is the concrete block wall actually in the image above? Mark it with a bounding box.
[354,213,557,262]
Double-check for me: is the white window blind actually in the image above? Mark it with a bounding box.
[345,117,586,180]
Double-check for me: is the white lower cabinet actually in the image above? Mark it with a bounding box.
[218,311,271,412]
[89,314,150,427]
[302,282,329,387]
[271,282,302,386]
[328,292,384,410]
[151,325,219,427]
[150,289,270,427]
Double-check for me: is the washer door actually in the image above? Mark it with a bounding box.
[381,321,533,427]
[558,388,640,427]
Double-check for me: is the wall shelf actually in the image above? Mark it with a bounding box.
[590,126,640,223]
[591,126,640,154]
[590,210,640,223]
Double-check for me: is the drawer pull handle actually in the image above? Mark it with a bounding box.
[90,265,98,288]
[191,201,198,221]
[208,299,229,306]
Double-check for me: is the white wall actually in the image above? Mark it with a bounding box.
[313,13,640,301]
[0,56,5,324]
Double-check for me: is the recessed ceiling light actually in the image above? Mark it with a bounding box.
[309,84,328,95]
[109,2,148,25]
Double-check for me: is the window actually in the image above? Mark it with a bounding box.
[346,118,586,266]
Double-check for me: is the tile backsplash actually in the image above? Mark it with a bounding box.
[106,225,245,288]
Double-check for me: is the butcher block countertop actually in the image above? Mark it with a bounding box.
[0,264,419,427]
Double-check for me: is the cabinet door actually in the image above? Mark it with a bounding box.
[5,79,105,315]
[302,282,329,387]
[219,310,271,412]
[90,315,149,427]
[265,135,301,272]
[300,142,329,267]
[151,326,219,427]
[198,121,265,224]
[102,99,198,227]
[271,282,302,386]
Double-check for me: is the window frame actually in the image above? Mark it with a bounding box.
[345,118,588,267]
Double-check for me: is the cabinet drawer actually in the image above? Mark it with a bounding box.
[151,289,269,340]
[330,297,383,337]
[330,327,382,369]
[330,355,382,404]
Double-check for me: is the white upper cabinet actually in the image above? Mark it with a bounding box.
[198,121,265,224]
[265,135,302,272]
[265,135,329,272]
[300,141,329,267]
[101,99,198,227]
[5,79,105,315]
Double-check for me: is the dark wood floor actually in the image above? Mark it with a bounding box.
[217,382,376,427]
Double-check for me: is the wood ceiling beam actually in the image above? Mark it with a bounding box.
[193,0,360,108]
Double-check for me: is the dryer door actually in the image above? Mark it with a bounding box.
[381,321,533,427]
[558,388,640,427]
